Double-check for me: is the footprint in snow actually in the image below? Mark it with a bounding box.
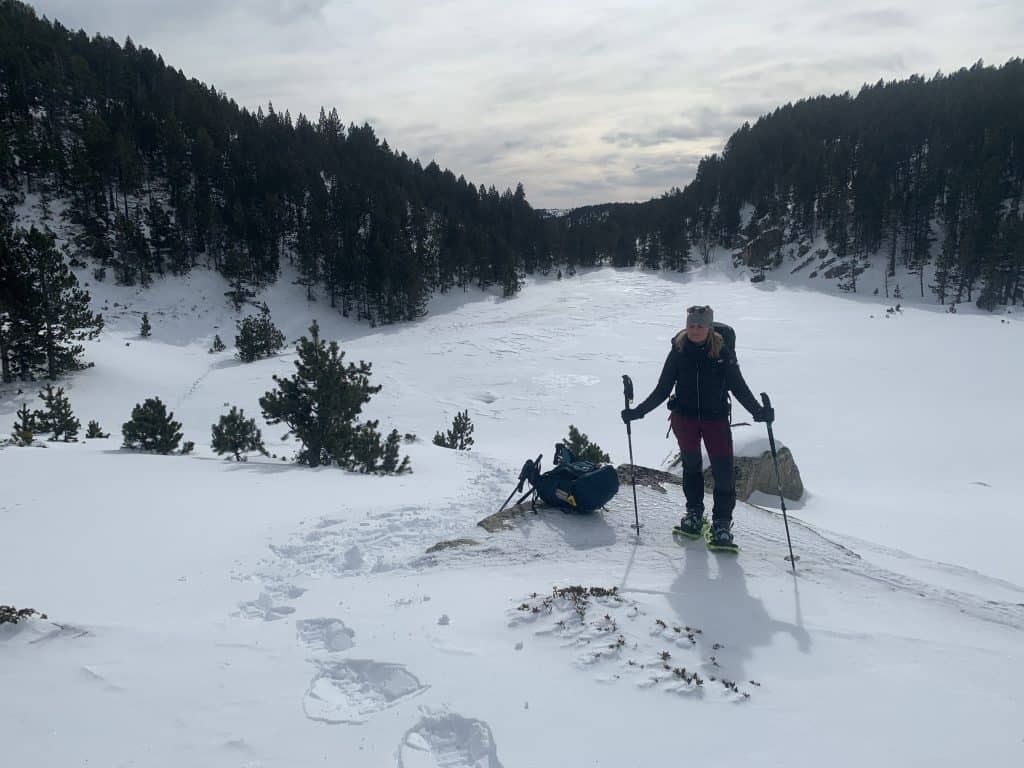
[303,659,427,724]
[236,592,296,621]
[397,711,503,768]
[296,618,355,652]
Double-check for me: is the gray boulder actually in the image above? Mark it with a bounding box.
[667,432,804,502]
[714,445,803,501]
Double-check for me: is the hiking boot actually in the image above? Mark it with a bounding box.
[708,520,737,550]
[676,510,705,538]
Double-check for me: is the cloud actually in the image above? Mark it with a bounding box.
[602,107,755,148]
[29,0,1024,208]
[817,9,915,32]
[37,0,329,28]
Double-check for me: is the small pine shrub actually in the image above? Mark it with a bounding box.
[235,307,285,362]
[140,312,152,337]
[34,384,80,442]
[351,419,384,473]
[433,409,474,450]
[209,334,226,354]
[11,403,35,446]
[85,420,110,439]
[564,425,610,464]
[258,320,410,474]
[122,397,183,454]
[382,429,412,474]
[211,406,267,461]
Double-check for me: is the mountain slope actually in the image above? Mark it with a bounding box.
[2,267,1023,766]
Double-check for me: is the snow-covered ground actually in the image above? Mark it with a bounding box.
[2,265,1023,767]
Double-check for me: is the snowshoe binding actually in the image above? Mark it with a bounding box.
[705,520,739,553]
[672,511,706,540]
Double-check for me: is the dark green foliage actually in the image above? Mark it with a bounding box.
[0,605,47,624]
[433,409,474,450]
[349,420,384,473]
[85,420,109,438]
[235,307,285,363]
[564,425,610,464]
[34,383,80,441]
[0,2,550,326]
[139,312,151,337]
[382,429,412,474]
[551,61,1024,308]
[208,334,226,353]
[259,320,409,473]
[5,0,1024,312]
[10,402,35,445]
[211,406,266,461]
[121,396,183,453]
[0,225,104,380]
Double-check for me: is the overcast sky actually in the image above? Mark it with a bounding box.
[29,1,1024,208]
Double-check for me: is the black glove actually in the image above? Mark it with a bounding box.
[621,407,642,424]
[754,405,775,423]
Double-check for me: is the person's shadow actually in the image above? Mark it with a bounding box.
[666,548,810,680]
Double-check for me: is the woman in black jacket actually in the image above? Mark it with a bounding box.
[621,305,772,548]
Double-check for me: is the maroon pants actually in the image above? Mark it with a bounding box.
[669,413,735,522]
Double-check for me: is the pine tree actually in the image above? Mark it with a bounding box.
[432,409,474,450]
[564,425,610,464]
[382,428,411,474]
[139,312,151,337]
[85,420,109,439]
[259,320,408,472]
[211,406,266,461]
[350,419,384,473]
[208,334,226,353]
[8,227,104,379]
[235,306,285,362]
[122,397,183,453]
[34,384,80,441]
[222,246,251,311]
[10,403,35,446]
[0,223,27,383]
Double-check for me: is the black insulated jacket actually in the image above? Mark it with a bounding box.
[634,333,761,421]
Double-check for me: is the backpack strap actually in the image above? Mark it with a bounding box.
[554,443,576,465]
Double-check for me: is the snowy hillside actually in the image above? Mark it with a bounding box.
[2,265,1024,767]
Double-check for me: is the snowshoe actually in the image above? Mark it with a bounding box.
[705,520,740,553]
[672,511,705,540]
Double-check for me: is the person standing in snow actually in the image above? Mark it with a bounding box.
[620,304,773,549]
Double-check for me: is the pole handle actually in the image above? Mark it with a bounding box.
[760,392,772,409]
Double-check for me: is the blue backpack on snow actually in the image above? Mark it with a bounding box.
[526,443,620,513]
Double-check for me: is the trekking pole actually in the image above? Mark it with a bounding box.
[496,455,541,514]
[622,375,641,535]
[761,393,798,571]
